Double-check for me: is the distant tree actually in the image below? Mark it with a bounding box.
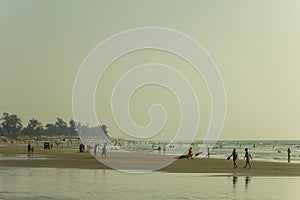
[68,119,77,136]
[45,123,56,136]
[0,112,22,138]
[0,126,7,137]
[75,123,109,140]
[27,118,42,129]
[55,118,68,135]
[55,118,67,128]
[22,118,43,136]
[101,124,110,138]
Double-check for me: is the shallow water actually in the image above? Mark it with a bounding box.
[0,167,300,200]
[82,140,300,163]
[0,154,53,160]
[2,140,300,163]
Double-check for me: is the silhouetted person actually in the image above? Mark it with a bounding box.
[228,148,238,168]
[243,148,252,168]
[232,176,238,188]
[94,144,97,156]
[288,148,291,163]
[187,147,193,159]
[102,145,107,159]
[245,176,251,189]
[27,143,31,153]
[206,147,210,158]
[79,144,84,153]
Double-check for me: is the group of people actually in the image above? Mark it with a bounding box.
[185,147,253,168]
[79,143,107,159]
[185,147,251,169]
[93,144,107,159]
[27,143,34,153]
[228,147,293,168]
[157,145,167,154]
[186,147,253,168]
[187,146,293,169]
[227,148,252,169]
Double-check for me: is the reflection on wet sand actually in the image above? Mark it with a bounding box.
[232,176,238,188]
[245,176,251,189]
[232,176,251,190]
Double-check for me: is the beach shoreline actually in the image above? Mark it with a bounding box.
[1,145,300,176]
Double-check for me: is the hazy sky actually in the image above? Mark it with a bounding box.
[1,1,300,140]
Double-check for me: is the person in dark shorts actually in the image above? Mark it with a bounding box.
[27,143,31,153]
[243,148,252,169]
[102,145,107,159]
[187,147,193,160]
[228,148,238,168]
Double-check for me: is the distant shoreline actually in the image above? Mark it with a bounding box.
[1,145,300,176]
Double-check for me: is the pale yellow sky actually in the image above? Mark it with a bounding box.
[1,1,300,140]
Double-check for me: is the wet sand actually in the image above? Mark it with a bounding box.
[1,145,300,176]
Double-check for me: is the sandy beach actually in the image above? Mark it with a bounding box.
[1,144,300,176]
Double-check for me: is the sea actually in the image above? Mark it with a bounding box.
[110,140,300,163]
[1,140,300,199]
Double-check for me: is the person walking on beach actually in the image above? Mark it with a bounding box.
[94,144,97,156]
[228,148,238,168]
[243,148,252,169]
[102,145,107,159]
[288,148,291,163]
[206,146,210,158]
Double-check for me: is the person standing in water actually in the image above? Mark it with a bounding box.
[163,144,166,154]
[229,148,238,168]
[158,146,161,155]
[288,148,291,163]
[187,147,193,159]
[206,146,211,158]
[243,148,252,169]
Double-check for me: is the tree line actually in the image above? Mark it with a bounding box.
[0,112,77,139]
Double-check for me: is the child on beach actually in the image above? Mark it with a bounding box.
[228,148,238,168]
[243,148,252,169]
